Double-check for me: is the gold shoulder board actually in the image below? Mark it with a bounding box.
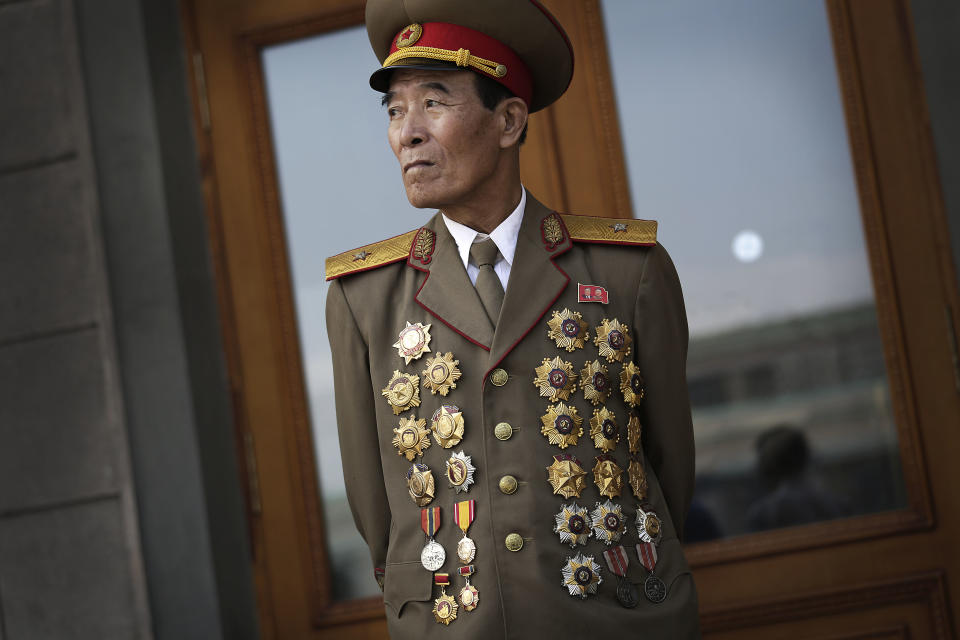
[326,229,420,281]
[560,214,657,246]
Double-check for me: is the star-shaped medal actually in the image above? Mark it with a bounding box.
[589,407,620,453]
[546,454,588,498]
[382,371,421,415]
[561,553,603,599]
[579,360,611,406]
[431,404,465,448]
[393,321,432,364]
[636,506,663,545]
[591,500,627,545]
[446,451,476,493]
[592,454,624,498]
[553,502,591,548]
[628,458,648,500]
[546,308,589,351]
[540,402,583,449]
[627,413,642,455]
[533,356,578,401]
[392,416,430,461]
[422,351,461,396]
[620,362,645,408]
[407,462,435,506]
[594,318,632,363]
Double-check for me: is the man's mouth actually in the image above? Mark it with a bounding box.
[404,160,434,173]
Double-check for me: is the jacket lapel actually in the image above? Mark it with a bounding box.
[413,214,495,350]
[488,193,571,371]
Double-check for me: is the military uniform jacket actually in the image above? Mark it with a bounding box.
[326,192,699,639]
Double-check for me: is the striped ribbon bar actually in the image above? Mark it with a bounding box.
[636,542,658,572]
[459,564,476,577]
[603,545,629,577]
[421,506,441,537]
[434,573,450,586]
[454,500,475,534]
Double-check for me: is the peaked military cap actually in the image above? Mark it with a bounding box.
[366,0,575,112]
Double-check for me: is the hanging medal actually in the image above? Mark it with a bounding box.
[432,573,458,625]
[457,565,479,611]
[636,542,666,604]
[454,499,477,563]
[420,506,446,572]
[603,545,639,608]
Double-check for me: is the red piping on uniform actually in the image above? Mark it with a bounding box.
[410,260,492,351]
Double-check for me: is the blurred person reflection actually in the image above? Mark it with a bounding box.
[747,424,846,532]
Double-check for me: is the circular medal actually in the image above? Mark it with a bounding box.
[382,371,421,415]
[393,321,432,364]
[458,584,479,611]
[457,535,477,564]
[422,351,461,396]
[421,539,446,572]
[432,592,458,625]
[644,575,667,604]
[546,308,589,351]
[617,576,640,608]
[407,463,435,506]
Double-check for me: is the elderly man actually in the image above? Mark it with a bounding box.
[325,1,699,637]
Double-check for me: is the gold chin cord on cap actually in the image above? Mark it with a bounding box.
[384,46,508,78]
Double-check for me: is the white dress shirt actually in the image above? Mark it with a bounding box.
[441,187,526,291]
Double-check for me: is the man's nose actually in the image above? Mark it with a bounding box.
[399,109,428,147]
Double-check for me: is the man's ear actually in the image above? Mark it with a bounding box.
[499,97,529,148]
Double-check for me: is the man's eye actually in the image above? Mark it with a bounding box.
[387,107,401,118]
[425,99,440,108]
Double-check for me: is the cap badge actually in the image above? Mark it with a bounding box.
[396,23,423,48]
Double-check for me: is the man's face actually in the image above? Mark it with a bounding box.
[384,69,502,210]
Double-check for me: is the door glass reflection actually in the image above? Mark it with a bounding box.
[262,26,423,600]
[600,0,906,541]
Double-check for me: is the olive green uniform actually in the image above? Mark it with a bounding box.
[326,193,700,638]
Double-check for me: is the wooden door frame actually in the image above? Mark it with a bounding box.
[180,0,960,637]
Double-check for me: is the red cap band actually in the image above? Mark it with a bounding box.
[387,22,533,107]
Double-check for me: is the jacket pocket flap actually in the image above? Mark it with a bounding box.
[383,561,433,617]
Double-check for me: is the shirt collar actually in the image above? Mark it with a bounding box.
[441,187,526,270]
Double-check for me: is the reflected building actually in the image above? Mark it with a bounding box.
[686,302,906,540]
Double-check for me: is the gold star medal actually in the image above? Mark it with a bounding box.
[546,454,588,498]
[579,360,611,406]
[393,321,432,364]
[592,454,624,499]
[533,356,577,401]
[553,502,591,548]
[407,462,435,506]
[422,351,461,396]
[627,413,642,454]
[636,505,663,545]
[591,499,627,545]
[628,459,648,500]
[594,318,632,362]
[589,407,620,452]
[432,573,458,625]
[446,451,475,493]
[392,416,430,461]
[546,308,589,351]
[561,553,603,599]
[382,371,420,415]
[540,402,583,449]
[431,404,465,448]
[620,362,645,408]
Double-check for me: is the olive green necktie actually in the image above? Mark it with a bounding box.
[470,238,504,327]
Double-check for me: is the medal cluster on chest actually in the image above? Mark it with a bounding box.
[384,321,479,625]
[540,308,666,606]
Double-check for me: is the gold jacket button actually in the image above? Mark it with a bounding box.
[490,368,509,387]
[494,422,513,440]
[499,475,518,494]
[505,533,524,552]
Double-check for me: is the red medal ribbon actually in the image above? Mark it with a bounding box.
[454,500,475,532]
[636,542,658,572]
[421,506,441,537]
[458,564,475,576]
[434,573,450,586]
[603,545,629,577]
